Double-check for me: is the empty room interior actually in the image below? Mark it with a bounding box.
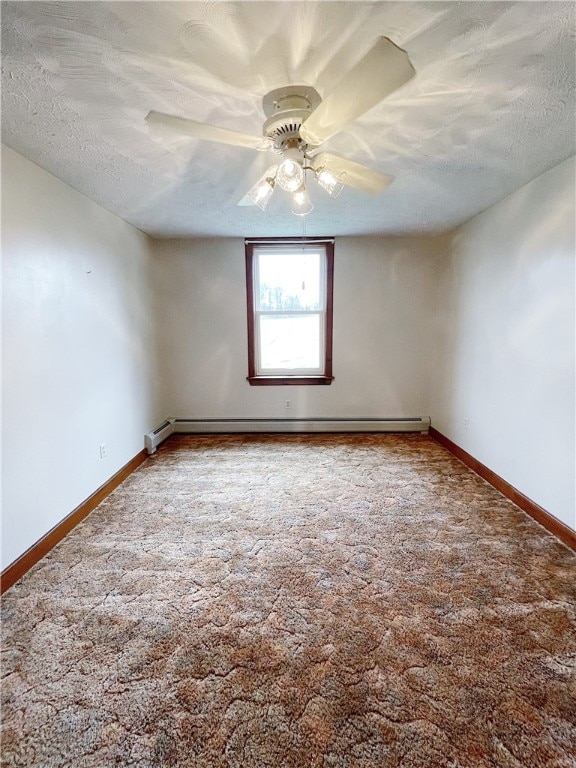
[1,1,575,766]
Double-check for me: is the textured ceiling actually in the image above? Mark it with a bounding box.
[2,1,575,239]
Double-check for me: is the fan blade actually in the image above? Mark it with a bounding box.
[146,111,271,151]
[300,37,415,146]
[312,153,394,195]
[237,165,279,206]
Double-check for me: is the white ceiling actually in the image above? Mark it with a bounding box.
[2,1,575,239]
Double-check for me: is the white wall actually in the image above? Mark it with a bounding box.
[152,235,445,420]
[431,156,576,530]
[1,146,162,569]
[3,144,573,571]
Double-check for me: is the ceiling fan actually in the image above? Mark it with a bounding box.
[145,36,415,216]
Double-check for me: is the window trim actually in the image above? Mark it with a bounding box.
[245,237,334,386]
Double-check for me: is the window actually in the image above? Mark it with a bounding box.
[245,238,334,385]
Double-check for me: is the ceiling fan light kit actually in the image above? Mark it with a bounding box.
[247,175,276,211]
[275,148,306,192]
[291,186,314,217]
[145,37,414,217]
[316,168,347,199]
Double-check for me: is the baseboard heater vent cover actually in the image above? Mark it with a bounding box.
[145,419,175,454]
[172,418,430,434]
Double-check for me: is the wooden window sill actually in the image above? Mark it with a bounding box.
[247,376,334,386]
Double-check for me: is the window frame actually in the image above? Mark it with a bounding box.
[245,237,334,386]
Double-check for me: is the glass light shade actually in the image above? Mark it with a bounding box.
[291,188,313,216]
[316,168,346,198]
[276,158,305,192]
[248,177,275,210]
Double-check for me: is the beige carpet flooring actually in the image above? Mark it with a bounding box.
[1,434,575,767]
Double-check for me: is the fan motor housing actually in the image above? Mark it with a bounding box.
[262,85,321,153]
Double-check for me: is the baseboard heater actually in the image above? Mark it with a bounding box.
[145,418,176,454]
[145,417,429,454]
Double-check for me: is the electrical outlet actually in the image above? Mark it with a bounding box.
[463,418,469,431]
[285,399,291,409]
[99,443,107,459]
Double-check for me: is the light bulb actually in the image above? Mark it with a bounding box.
[247,177,275,210]
[316,168,346,198]
[276,157,305,192]
[291,187,313,216]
